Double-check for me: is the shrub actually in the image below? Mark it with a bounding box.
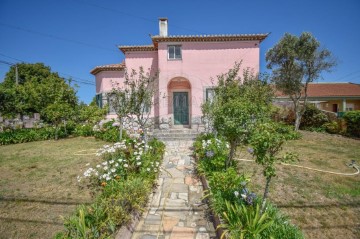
[219,200,274,239]
[195,134,230,174]
[94,120,127,142]
[0,125,72,145]
[58,138,165,238]
[208,168,250,214]
[300,104,329,129]
[74,124,94,137]
[343,110,360,137]
[275,123,302,140]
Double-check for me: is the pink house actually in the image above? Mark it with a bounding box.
[91,18,268,130]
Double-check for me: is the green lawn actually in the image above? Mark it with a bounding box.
[0,137,106,239]
[237,131,360,239]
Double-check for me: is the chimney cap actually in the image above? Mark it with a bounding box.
[159,17,168,21]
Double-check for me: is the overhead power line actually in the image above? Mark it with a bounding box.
[0,22,117,53]
[0,53,95,86]
[72,0,205,34]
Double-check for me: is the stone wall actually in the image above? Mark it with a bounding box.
[0,113,41,132]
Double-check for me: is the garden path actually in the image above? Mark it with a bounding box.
[130,140,216,239]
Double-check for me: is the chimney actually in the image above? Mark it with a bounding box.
[159,18,168,37]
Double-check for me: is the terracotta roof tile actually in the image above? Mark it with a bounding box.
[151,33,269,46]
[90,62,125,75]
[307,83,360,97]
[118,45,156,53]
[276,83,360,98]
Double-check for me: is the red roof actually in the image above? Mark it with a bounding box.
[307,83,360,97]
[276,83,360,98]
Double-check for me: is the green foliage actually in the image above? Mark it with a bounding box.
[250,122,298,212]
[195,134,230,174]
[266,32,336,130]
[219,200,274,239]
[0,63,78,121]
[62,178,151,239]
[59,138,165,238]
[109,67,157,142]
[261,204,304,239]
[203,63,273,166]
[300,104,329,129]
[0,125,72,145]
[343,110,360,137]
[208,168,250,214]
[94,120,127,142]
[74,124,95,137]
[193,134,303,238]
[76,102,108,125]
[274,123,302,140]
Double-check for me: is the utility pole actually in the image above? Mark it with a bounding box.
[15,64,19,85]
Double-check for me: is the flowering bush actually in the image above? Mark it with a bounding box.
[193,133,230,174]
[78,138,162,188]
[58,137,165,238]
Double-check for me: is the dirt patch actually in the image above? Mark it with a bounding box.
[237,131,360,239]
[0,137,106,239]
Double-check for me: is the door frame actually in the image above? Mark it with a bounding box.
[172,90,190,126]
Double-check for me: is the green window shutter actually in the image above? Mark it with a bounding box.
[96,94,103,108]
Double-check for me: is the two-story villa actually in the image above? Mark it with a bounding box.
[91,18,268,130]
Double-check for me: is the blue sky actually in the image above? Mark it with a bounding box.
[0,0,359,103]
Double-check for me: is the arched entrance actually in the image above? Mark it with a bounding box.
[167,77,191,126]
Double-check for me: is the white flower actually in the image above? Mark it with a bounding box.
[155,162,160,166]
[114,163,119,167]
[109,160,114,164]
[85,163,90,166]
[147,168,150,171]
[103,166,108,170]
[77,176,81,182]
[137,162,142,166]
[124,164,129,168]
[111,168,116,173]
[102,162,108,166]
[96,164,101,168]
[234,191,239,197]
[118,158,123,163]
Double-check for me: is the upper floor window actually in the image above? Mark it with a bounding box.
[168,45,182,60]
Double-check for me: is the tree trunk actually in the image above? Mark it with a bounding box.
[294,111,302,131]
[119,118,123,141]
[55,125,58,140]
[261,177,272,214]
[226,141,236,168]
[143,126,148,152]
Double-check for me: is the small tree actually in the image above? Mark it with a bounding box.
[109,67,157,143]
[266,32,336,131]
[250,122,296,213]
[203,63,273,167]
[108,87,131,141]
[43,102,74,140]
[126,67,157,146]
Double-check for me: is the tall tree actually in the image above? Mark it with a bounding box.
[0,63,78,121]
[266,32,336,130]
[203,63,273,167]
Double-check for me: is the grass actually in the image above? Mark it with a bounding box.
[236,131,360,239]
[0,137,107,239]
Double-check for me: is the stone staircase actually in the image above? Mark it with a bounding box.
[151,128,201,141]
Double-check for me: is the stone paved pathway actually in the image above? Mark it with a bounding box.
[131,140,216,239]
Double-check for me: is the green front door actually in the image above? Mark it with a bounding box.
[173,92,189,125]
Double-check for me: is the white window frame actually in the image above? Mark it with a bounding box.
[205,88,215,103]
[168,45,182,60]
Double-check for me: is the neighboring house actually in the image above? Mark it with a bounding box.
[274,82,360,115]
[91,18,268,129]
